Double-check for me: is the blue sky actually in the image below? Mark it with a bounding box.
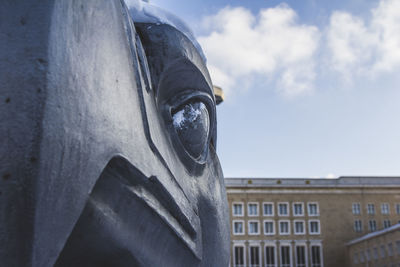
[150,0,400,178]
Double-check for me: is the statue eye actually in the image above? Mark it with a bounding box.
[172,101,210,159]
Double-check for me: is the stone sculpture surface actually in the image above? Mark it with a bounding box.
[0,1,229,266]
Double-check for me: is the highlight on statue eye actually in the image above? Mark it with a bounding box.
[172,101,210,159]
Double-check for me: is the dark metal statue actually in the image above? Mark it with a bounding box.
[0,1,230,266]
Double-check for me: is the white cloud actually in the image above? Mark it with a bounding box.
[198,5,320,97]
[325,173,337,179]
[326,0,400,76]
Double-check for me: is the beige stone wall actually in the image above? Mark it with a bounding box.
[227,186,400,267]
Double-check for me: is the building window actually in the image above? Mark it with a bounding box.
[380,244,386,258]
[233,245,245,267]
[248,221,260,235]
[352,203,361,215]
[264,220,275,235]
[278,202,289,216]
[295,245,307,267]
[353,252,358,264]
[265,246,276,267]
[311,245,322,267]
[280,245,291,267]
[366,249,371,261]
[354,220,362,232]
[249,245,260,267]
[293,202,304,216]
[233,220,244,235]
[388,243,394,256]
[367,204,375,215]
[308,202,319,216]
[233,203,244,217]
[383,219,391,228]
[360,250,365,263]
[373,247,378,260]
[263,202,274,216]
[294,220,305,235]
[368,220,377,232]
[396,240,400,255]
[381,203,390,215]
[279,220,290,235]
[309,220,321,235]
[396,203,400,214]
[248,203,259,217]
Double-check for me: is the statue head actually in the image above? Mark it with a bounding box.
[0,1,229,266]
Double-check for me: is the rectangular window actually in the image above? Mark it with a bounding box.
[396,203,400,214]
[280,246,291,267]
[354,220,362,232]
[309,220,320,235]
[248,221,259,235]
[279,220,290,235]
[360,251,365,263]
[373,247,378,260]
[293,203,304,216]
[368,220,377,232]
[294,220,305,235]
[234,246,245,267]
[388,243,393,256]
[308,202,319,216]
[233,203,244,216]
[296,245,306,267]
[366,249,371,261]
[264,220,275,235]
[352,203,361,215]
[233,220,244,235]
[265,246,276,267]
[353,252,358,264]
[311,245,322,267]
[383,219,391,228]
[381,203,390,215]
[367,204,375,215]
[248,203,259,216]
[278,202,289,216]
[263,202,274,216]
[380,244,386,258]
[249,246,260,267]
[396,240,400,255]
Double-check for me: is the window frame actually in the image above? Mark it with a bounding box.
[232,243,246,267]
[248,202,259,217]
[383,219,391,229]
[248,243,262,267]
[367,203,375,215]
[278,220,291,235]
[381,203,390,215]
[278,202,290,217]
[293,220,306,235]
[368,219,377,232]
[295,242,308,267]
[232,202,244,217]
[263,202,275,217]
[264,243,278,267]
[309,220,321,235]
[308,202,319,217]
[232,220,245,236]
[293,202,304,217]
[279,243,292,267]
[248,220,260,235]
[263,219,275,236]
[354,219,362,233]
[310,243,324,267]
[352,202,361,215]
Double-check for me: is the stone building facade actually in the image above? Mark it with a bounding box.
[225,177,400,267]
[347,224,400,267]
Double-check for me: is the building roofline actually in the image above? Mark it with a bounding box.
[224,176,400,188]
[346,223,400,246]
